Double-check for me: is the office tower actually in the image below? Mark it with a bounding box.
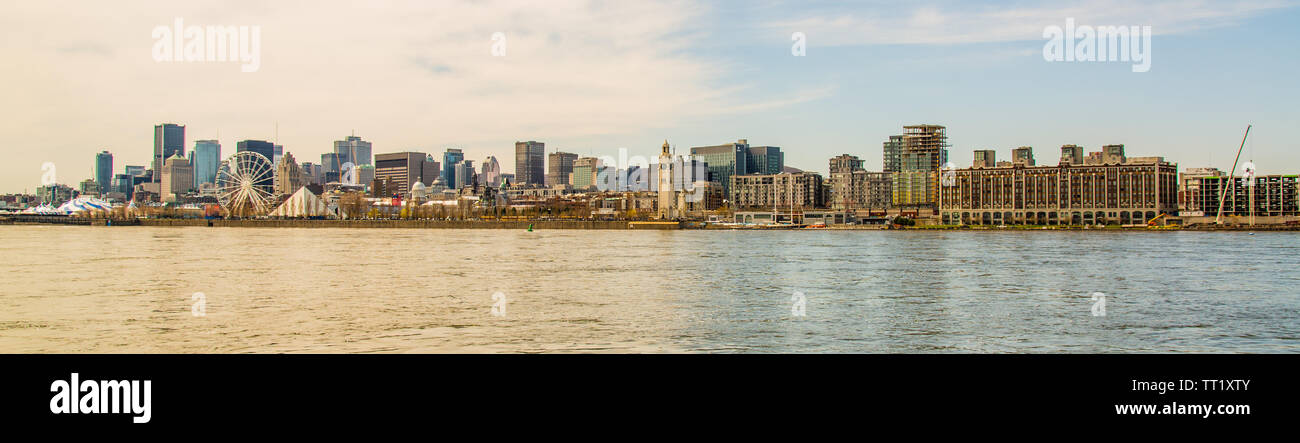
[321,152,342,182]
[273,144,284,165]
[113,174,133,198]
[514,141,546,186]
[454,160,476,190]
[690,139,750,196]
[299,162,321,186]
[236,140,275,161]
[95,151,113,194]
[376,152,438,198]
[547,152,578,186]
[152,123,185,182]
[236,140,276,192]
[1012,146,1035,166]
[191,140,221,188]
[159,153,193,202]
[1060,145,1084,165]
[334,135,373,168]
[746,145,784,175]
[480,156,502,187]
[422,154,440,187]
[442,148,464,189]
[973,150,996,168]
[572,157,601,189]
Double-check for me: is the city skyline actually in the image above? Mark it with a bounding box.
[4,0,1299,193]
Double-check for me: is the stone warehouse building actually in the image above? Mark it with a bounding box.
[938,145,1178,225]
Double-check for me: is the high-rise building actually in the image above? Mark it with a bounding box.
[152,123,185,182]
[236,140,276,192]
[160,153,193,202]
[236,140,275,161]
[442,148,464,189]
[481,156,502,187]
[1012,146,1035,166]
[973,150,996,168]
[882,135,905,173]
[334,135,373,168]
[690,139,750,196]
[273,144,284,165]
[300,162,322,186]
[192,140,221,188]
[514,141,546,186]
[95,151,113,195]
[423,154,440,187]
[547,152,578,186]
[827,154,891,211]
[321,152,342,183]
[274,152,305,196]
[888,125,949,209]
[376,152,438,198]
[454,160,476,190]
[746,145,784,175]
[572,157,601,189]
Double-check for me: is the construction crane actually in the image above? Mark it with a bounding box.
[1147,212,1168,226]
[1215,125,1251,225]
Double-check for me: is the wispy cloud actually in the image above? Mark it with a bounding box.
[0,0,817,189]
[763,0,1298,46]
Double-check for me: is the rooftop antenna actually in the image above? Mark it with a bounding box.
[1214,124,1251,225]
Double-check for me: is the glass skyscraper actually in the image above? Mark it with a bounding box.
[442,148,464,189]
[95,151,113,194]
[191,140,221,188]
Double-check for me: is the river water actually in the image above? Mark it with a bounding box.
[1,226,1296,353]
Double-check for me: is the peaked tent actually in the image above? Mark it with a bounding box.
[269,187,330,218]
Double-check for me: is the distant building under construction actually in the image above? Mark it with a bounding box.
[887,124,949,210]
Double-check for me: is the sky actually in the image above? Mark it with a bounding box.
[2,0,1298,192]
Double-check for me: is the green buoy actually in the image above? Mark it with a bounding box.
[527,223,533,232]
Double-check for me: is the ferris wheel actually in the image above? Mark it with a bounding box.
[216,151,275,217]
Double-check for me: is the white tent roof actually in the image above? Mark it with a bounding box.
[54,197,114,214]
[269,187,330,218]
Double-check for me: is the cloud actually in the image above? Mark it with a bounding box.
[0,0,818,189]
[763,0,1298,46]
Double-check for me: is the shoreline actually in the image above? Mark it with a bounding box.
[2,216,1297,231]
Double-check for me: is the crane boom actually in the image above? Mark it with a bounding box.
[1215,125,1251,225]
